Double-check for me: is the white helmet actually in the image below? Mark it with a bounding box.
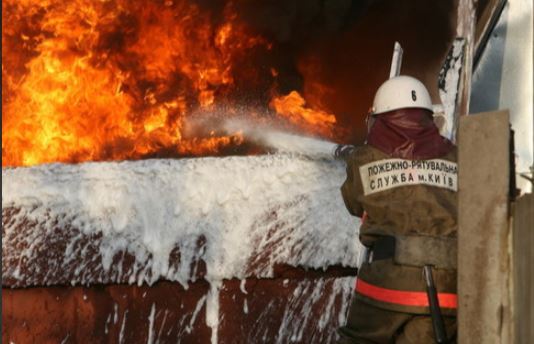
[371,76,433,115]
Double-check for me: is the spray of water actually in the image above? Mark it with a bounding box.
[181,109,341,159]
[223,118,339,159]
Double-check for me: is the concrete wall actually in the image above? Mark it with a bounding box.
[513,193,534,344]
[458,110,513,343]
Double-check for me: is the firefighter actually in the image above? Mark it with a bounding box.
[337,76,458,343]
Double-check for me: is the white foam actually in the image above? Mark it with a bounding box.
[2,155,362,286]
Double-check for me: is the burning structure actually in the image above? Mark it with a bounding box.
[5,0,526,343]
[2,0,464,167]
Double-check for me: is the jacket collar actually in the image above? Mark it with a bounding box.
[366,108,454,160]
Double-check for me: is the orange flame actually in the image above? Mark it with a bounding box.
[2,0,336,167]
[270,91,336,137]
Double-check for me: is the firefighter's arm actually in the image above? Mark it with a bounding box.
[340,155,364,217]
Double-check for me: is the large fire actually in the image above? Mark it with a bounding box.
[2,0,338,167]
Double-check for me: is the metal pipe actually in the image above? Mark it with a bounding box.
[423,265,448,344]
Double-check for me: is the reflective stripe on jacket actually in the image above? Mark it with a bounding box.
[355,278,457,309]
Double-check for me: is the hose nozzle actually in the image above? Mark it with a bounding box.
[333,144,355,161]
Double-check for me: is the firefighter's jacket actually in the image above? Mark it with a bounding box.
[341,145,458,315]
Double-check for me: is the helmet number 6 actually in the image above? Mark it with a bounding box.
[411,90,417,101]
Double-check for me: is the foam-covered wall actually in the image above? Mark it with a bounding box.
[2,154,362,343]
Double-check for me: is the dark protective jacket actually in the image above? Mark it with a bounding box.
[341,108,458,315]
